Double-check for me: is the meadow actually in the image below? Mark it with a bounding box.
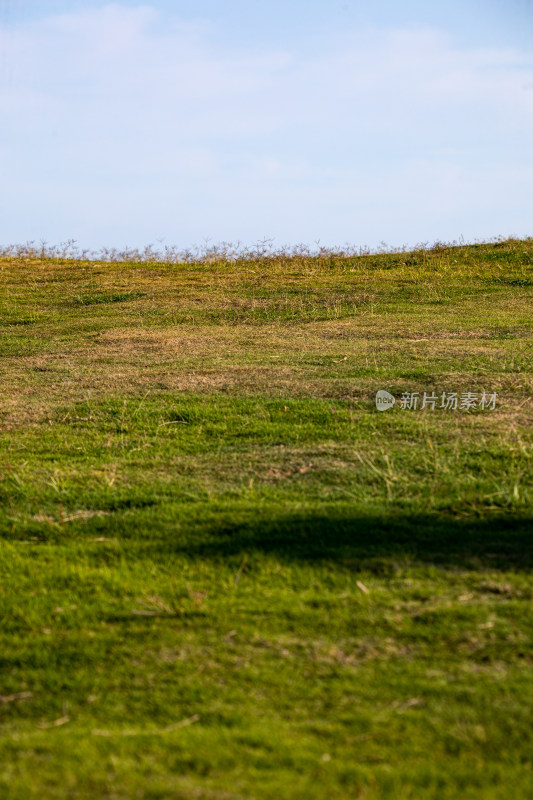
[0,238,531,799]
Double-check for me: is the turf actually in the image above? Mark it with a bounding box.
[0,239,532,798]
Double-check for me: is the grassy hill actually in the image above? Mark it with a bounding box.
[0,238,531,798]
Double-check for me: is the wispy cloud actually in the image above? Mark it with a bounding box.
[1,3,532,247]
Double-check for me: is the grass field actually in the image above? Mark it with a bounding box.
[0,238,532,799]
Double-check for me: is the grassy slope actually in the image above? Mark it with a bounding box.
[0,240,532,799]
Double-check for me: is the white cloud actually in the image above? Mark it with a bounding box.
[1,4,532,247]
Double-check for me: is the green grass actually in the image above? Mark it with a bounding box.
[0,238,532,799]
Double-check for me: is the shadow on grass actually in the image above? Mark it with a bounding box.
[169,513,533,572]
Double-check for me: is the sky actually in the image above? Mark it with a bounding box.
[1,0,532,252]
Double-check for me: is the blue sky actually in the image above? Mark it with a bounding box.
[1,0,532,251]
